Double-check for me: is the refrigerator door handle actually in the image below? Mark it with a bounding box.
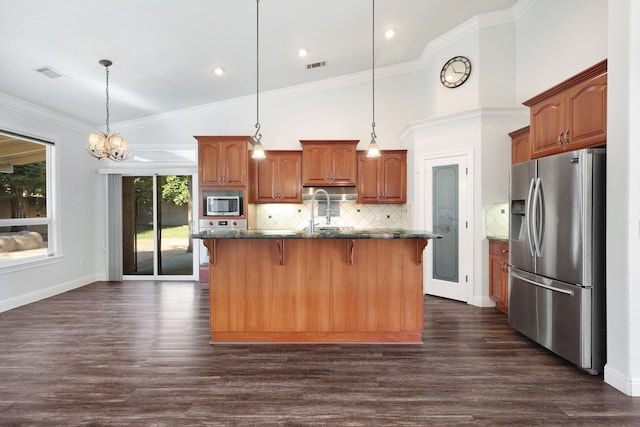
[511,271,574,296]
[530,177,540,257]
[534,177,545,257]
[526,178,536,257]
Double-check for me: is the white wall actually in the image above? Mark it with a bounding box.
[113,67,427,154]
[605,0,640,397]
[0,94,106,311]
[515,0,608,101]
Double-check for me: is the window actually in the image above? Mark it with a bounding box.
[0,131,55,267]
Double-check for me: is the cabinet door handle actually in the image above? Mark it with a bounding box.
[558,132,564,145]
[564,129,570,144]
[501,249,508,254]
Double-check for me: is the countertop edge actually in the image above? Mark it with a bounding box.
[191,229,441,240]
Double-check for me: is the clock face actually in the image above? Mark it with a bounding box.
[440,56,471,88]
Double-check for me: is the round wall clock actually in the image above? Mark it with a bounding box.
[440,56,471,88]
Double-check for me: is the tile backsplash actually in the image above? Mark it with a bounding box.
[255,202,407,230]
[486,202,509,239]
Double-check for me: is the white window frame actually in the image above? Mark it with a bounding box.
[0,132,58,271]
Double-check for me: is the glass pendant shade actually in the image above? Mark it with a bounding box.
[366,138,380,158]
[251,137,266,159]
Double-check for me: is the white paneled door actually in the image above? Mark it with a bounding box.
[422,153,471,302]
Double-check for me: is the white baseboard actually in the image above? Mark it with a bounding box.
[0,274,100,313]
[604,364,640,396]
[470,295,495,307]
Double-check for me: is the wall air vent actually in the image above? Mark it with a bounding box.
[306,61,327,70]
[34,66,65,79]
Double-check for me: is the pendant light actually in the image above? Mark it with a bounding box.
[87,59,131,161]
[250,0,266,160]
[367,0,381,158]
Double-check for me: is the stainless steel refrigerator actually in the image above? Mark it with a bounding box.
[509,148,606,374]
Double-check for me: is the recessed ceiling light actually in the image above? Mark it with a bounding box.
[214,67,225,76]
[298,46,310,58]
[384,28,395,39]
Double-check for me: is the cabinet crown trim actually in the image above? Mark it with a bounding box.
[300,140,359,145]
[523,59,607,107]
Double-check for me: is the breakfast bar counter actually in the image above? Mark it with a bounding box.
[192,229,440,344]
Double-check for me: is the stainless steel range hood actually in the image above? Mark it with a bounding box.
[301,186,358,201]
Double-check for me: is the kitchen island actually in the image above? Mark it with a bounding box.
[192,229,440,344]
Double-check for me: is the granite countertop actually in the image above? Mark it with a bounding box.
[191,228,442,240]
[487,235,509,243]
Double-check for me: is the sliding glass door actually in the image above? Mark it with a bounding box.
[122,175,194,278]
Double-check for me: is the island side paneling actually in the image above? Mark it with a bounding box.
[203,237,425,343]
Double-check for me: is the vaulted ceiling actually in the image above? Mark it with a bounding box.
[0,0,517,127]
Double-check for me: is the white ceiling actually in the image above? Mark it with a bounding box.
[0,0,517,127]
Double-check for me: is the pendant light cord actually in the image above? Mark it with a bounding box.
[105,64,110,135]
[371,0,377,140]
[253,0,262,142]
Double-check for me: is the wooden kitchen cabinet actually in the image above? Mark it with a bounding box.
[357,150,407,204]
[510,126,530,165]
[300,140,358,186]
[524,60,607,159]
[489,239,509,314]
[250,151,302,203]
[196,136,249,187]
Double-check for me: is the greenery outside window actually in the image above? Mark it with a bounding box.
[0,131,55,267]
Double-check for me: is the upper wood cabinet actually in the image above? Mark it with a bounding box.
[250,151,302,203]
[510,126,530,165]
[488,239,509,314]
[196,136,249,187]
[300,140,358,186]
[524,60,607,159]
[357,150,407,204]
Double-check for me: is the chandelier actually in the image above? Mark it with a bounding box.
[249,0,266,159]
[87,59,131,161]
[367,0,381,158]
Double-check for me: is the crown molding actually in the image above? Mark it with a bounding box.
[512,0,537,20]
[400,106,529,140]
[419,8,516,66]
[0,92,91,134]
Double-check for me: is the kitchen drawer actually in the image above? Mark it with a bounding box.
[489,240,509,257]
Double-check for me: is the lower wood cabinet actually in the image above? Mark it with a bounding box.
[489,239,509,314]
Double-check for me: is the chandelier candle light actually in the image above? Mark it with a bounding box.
[87,59,131,161]
[250,0,266,160]
[367,0,381,158]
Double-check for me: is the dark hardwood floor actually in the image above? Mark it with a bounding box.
[1,281,638,426]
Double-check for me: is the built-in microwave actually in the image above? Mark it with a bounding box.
[206,196,241,216]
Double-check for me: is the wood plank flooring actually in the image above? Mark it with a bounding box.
[1,280,638,426]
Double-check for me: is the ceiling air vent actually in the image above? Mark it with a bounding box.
[306,61,327,70]
[34,66,65,79]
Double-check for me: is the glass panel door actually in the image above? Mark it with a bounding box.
[432,164,459,282]
[423,153,470,302]
[122,175,193,278]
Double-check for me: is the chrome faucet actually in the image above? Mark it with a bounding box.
[308,189,331,233]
